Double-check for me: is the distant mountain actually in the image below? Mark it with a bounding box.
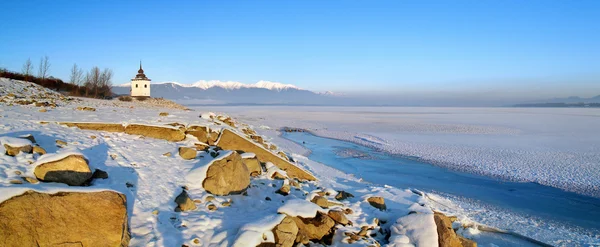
[519,95,600,104]
[113,80,344,105]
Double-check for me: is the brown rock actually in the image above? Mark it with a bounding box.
[39,108,47,112]
[327,210,349,225]
[335,191,354,201]
[186,125,209,143]
[311,196,331,208]
[61,122,126,132]
[174,190,197,212]
[217,129,316,181]
[207,204,217,211]
[33,146,46,155]
[250,135,264,144]
[159,112,169,116]
[276,183,291,196]
[202,152,250,196]
[0,190,129,247]
[292,212,336,242]
[34,154,92,186]
[207,131,219,145]
[76,106,96,111]
[9,179,23,184]
[55,139,67,147]
[21,177,39,184]
[242,157,262,176]
[272,216,298,247]
[367,197,386,211]
[434,212,476,247]
[459,236,478,247]
[20,134,36,143]
[125,124,186,142]
[4,144,33,156]
[163,152,172,157]
[92,169,109,179]
[277,151,289,161]
[179,147,197,160]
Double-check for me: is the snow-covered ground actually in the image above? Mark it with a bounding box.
[207,106,600,199]
[1,78,506,246]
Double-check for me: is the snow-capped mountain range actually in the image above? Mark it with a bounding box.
[114,80,342,105]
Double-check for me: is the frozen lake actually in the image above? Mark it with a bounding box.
[282,131,600,238]
[205,106,600,198]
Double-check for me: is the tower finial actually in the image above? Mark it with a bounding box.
[140,60,142,70]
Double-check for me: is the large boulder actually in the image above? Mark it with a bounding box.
[125,124,186,142]
[273,216,298,247]
[434,212,477,247]
[1,137,33,156]
[216,129,316,181]
[202,152,250,196]
[4,144,32,156]
[186,125,209,143]
[34,154,92,186]
[292,212,336,243]
[242,156,262,176]
[0,190,129,247]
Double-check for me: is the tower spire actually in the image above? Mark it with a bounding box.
[139,60,142,70]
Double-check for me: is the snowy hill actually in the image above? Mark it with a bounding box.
[113,80,340,105]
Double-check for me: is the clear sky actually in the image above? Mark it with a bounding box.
[1,0,599,100]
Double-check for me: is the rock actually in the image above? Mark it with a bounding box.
[327,210,349,225]
[163,152,172,157]
[92,169,109,179]
[32,145,46,155]
[34,154,92,186]
[277,151,289,161]
[174,190,197,212]
[76,106,96,111]
[269,144,277,150]
[186,125,209,143]
[19,134,36,143]
[159,112,169,116]
[217,129,316,181]
[202,152,250,196]
[311,196,330,208]
[242,157,262,176]
[460,236,478,247]
[4,144,33,156]
[205,195,215,202]
[39,108,47,112]
[125,124,186,142]
[0,190,129,246]
[61,122,126,132]
[9,179,23,184]
[55,139,67,147]
[434,212,477,247]
[90,135,97,139]
[272,216,298,247]
[110,154,118,160]
[207,204,217,211]
[207,131,219,145]
[367,197,386,211]
[357,226,370,237]
[276,183,291,196]
[292,212,336,243]
[221,201,231,207]
[178,147,197,160]
[250,135,264,144]
[21,177,39,184]
[335,191,354,201]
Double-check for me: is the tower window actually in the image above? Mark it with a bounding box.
[136,84,138,88]
[144,84,147,88]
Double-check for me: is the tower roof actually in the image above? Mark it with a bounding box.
[133,61,150,81]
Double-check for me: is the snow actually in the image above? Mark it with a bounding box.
[277,199,328,218]
[2,78,593,247]
[390,213,438,247]
[240,152,256,159]
[0,136,32,147]
[232,214,286,247]
[0,185,121,204]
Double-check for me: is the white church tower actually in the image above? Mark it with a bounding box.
[131,61,151,97]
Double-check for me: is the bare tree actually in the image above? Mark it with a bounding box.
[85,66,101,98]
[70,64,84,85]
[38,56,50,81]
[99,68,113,98]
[22,58,33,82]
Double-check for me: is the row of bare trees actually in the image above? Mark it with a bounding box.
[69,64,113,98]
[6,56,114,99]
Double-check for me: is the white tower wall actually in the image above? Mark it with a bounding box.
[131,80,151,97]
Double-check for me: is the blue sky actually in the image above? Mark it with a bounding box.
[0,0,599,98]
